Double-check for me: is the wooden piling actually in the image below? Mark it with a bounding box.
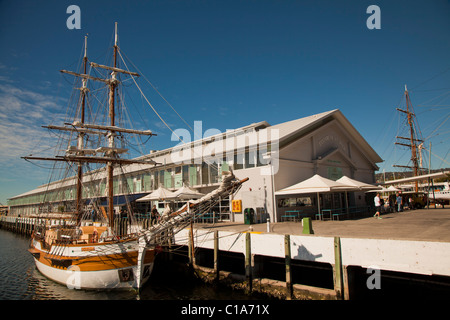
[245,232,252,293]
[189,221,195,266]
[214,230,219,281]
[285,234,293,299]
[333,236,344,300]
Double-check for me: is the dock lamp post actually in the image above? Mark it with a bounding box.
[263,151,278,223]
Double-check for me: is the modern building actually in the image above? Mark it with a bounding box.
[7,109,382,223]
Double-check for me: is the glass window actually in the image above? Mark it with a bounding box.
[182,165,189,186]
[159,170,164,186]
[234,153,244,170]
[189,165,199,186]
[201,162,209,185]
[246,150,256,168]
[164,169,173,188]
[257,146,268,166]
[209,160,219,184]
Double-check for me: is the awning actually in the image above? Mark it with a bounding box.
[274,174,358,219]
[336,176,380,190]
[136,186,177,202]
[275,174,356,196]
[366,185,398,193]
[172,186,204,200]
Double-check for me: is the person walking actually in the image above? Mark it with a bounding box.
[374,193,382,219]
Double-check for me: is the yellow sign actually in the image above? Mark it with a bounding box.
[232,200,242,212]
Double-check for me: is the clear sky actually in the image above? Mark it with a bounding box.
[0,0,449,204]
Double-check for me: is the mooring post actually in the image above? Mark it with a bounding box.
[285,234,293,299]
[343,265,352,300]
[333,236,344,300]
[214,230,219,281]
[245,232,252,293]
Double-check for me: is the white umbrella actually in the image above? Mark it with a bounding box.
[136,186,177,202]
[173,185,204,200]
[336,176,380,190]
[366,185,390,193]
[275,174,356,196]
[275,174,357,218]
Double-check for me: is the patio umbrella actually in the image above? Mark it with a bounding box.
[136,186,177,202]
[366,185,390,193]
[387,185,401,192]
[336,176,380,190]
[275,174,357,218]
[173,185,204,200]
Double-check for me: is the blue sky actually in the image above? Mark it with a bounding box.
[0,0,449,204]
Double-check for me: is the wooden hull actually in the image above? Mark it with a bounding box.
[29,238,155,289]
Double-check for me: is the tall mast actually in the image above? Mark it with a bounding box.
[107,22,119,229]
[22,23,157,231]
[76,35,89,222]
[394,85,422,192]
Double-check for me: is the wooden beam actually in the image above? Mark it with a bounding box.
[90,62,140,77]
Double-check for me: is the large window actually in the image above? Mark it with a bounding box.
[189,165,199,186]
[201,162,209,185]
[257,146,268,167]
[174,166,182,188]
[234,153,244,170]
[182,165,189,186]
[245,150,257,168]
[159,170,164,188]
[208,159,219,184]
[164,169,173,188]
[278,196,313,208]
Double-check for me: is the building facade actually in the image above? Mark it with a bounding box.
[8,109,382,223]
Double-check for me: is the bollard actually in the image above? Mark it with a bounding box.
[266,218,270,233]
[302,217,314,234]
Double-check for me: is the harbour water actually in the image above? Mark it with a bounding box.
[0,229,256,300]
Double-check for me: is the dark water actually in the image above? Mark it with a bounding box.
[0,229,255,300]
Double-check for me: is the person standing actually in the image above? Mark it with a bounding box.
[408,196,414,210]
[150,205,159,225]
[396,193,403,212]
[374,193,382,219]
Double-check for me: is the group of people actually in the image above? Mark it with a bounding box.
[374,192,406,219]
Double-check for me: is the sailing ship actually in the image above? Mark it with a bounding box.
[393,85,424,192]
[389,85,449,206]
[24,23,248,290]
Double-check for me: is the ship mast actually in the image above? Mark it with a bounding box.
[106,22,119,229]
[22,23,157,231]
[394,85,423,192]
[76,35,88,223]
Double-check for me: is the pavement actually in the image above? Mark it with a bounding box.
[194,208,450,242]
